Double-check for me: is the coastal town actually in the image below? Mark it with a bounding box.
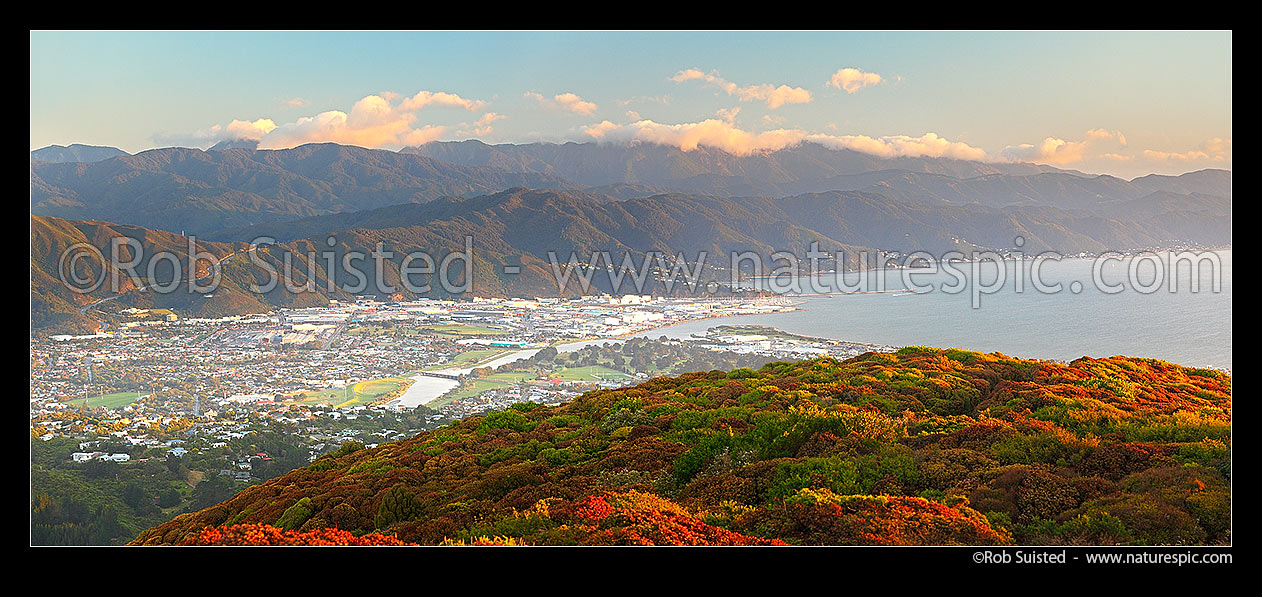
[31,294,898,482]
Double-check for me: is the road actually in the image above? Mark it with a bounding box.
[76,245,259,328]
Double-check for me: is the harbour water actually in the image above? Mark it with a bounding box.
[642,249,1232,369]
[394,249,1231,408]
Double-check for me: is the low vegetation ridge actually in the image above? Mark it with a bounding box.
[132,347,1231,546]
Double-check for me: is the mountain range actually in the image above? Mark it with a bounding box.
[402,139,1074,185]
[30,144,129,164]
[30,140,1231,332]
[218,185,1231,261]
[32,141,1230,236]
[31,143,580,236]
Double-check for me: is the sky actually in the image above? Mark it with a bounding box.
[30,30,1231,179]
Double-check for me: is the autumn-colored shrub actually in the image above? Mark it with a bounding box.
[187,523,414,546]
[130,351,1229,547]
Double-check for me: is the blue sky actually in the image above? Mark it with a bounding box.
[30,31,1231,178]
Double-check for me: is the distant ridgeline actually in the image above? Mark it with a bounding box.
[133,348,1231,546]
[31,142,1231,242]
[30,142,1231,333]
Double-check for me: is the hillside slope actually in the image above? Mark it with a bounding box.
[221,186,1230,260]
[30,143,580,236]
[31,215,346,333]
[30,144,129,163]
[32,141,1231,239]
[132,348,1231,546]
[403,140,1230,207]
[32,176,1232,335]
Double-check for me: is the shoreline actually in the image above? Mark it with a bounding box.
[742,246,1234,282]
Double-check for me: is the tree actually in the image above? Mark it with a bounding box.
[332,441,364,458]
[122,481,152,513]
[190,475,236,510]
[535,347,558,362]
[88,506,124,545]
[165,454,189,479]
[82,459,119,480]
[157,488,182,509]
[375,484,421,529]
[276,497,313,530]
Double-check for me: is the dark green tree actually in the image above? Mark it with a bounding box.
[156,487,182,509]
[375,484,421,529]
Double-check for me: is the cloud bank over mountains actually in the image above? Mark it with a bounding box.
[150,64,1231,177]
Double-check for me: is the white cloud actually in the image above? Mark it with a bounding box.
[180,90,492,150]
[582,120,621,139]
[155,118,277,146]
[525,91,598,115]
[465,112,506,136]
[580,118,984,159]
[1086,128,1127,146]
[827,68,884,94]
[1003,131,1231,173]
[618,95,672,106]
[399,125,449,146]
[1001,129,1127,165]
[806,132,987,160]
[217,118,277,141]
[260,94,421,149]
[715,107,741,124]
[398,90,487,112]
[582,118,803,154]
[1142,149,1210,162]
[282,97,309,109]
[670,69,812,109]
[669,69,707,83]
[1202,137,1232,156]
[1143,138,1232,163]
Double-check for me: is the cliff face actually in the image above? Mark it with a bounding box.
[133,348,1231,546]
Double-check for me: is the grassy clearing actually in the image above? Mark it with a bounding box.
[422,349,508,371]
[65,391,145,409]
[296,388,351,404]
[296,377,414,408]
[425,371,533,407]
[429,365,635,408]
[551,366,635,382]
[441,380,512,402]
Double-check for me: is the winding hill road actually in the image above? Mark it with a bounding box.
[76,245,258,328]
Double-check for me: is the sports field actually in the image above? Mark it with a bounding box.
[551,366,636,382]
[296,377,414,408]
[421,348,508,371]
[427,365,635,408]
[65,391,145,409]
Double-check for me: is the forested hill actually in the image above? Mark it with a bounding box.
[132,348,1231,546]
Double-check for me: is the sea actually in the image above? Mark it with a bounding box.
[396,249,1231,407]
[637,249,1232,370]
